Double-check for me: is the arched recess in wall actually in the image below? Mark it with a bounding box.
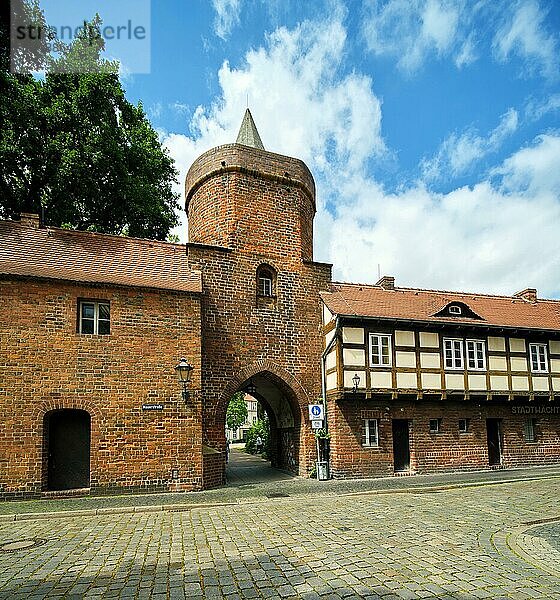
[32,399,102,491]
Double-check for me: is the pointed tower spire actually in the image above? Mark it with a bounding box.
[236,108,265,150]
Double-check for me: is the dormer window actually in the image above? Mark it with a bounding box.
[433,301,483,320]
[449,305,462,315]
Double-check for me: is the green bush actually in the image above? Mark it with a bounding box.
[245,419,270,457]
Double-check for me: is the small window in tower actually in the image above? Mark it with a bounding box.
[256,265,276,299]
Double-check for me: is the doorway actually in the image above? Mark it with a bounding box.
[392,419,410,472]
[486,419,502,466]
[45,409,91,490]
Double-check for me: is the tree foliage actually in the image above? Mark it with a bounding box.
[245,418,270,457]
[0,3,179,240]
[226,392,248,432]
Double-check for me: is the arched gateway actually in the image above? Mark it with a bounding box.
[185,110,332,487]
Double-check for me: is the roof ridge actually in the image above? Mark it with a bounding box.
[331,280,560,303]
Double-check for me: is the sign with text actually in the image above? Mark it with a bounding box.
[142,403,163,411]
[311,419,324,429]
[308,404,324,420]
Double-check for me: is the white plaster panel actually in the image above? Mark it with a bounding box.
[488,356,507,371]
[550,341,560,355]
[511,376,529,391]
[420,352,440,369]
[395,330,415,347]
[550,359,560,373]
[344,370,365,388]
[553,377,560,392]
[326,371,337,390]
[490,376,509,391]
[510,356,528,372]
[421,373,442,389]
[370,371,392,388]
[342,327,364,344]
[487,336,506,352]
[532,376,550,392]
[445,374,465,390]
[509,338,526,353]
[395,351,416,368]
[325,328,336,347]
[343,348,365,366]
[468,374,487,390]
[397,372,418,388]
[420,332,439,348]
[325,350,336,370]
[323,304,333,325]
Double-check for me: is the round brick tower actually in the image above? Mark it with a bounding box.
[185,109,316,262]
[184,110,332,487]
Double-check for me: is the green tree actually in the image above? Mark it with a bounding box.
[226,392,248,433]
[0,5,179,240]
[245,418,270,457]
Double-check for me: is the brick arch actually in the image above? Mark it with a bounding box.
[218,359,311,411]
[33,398,102,491]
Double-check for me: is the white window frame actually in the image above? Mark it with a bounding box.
[363,419,379,447]
[259,275,273,297]
[529,343,548,373]
[449,305,462,315]
[429,418,441,434]
[458,418,469,433]
[79,300,110,335]
[466,339,486,371]
[524,418,536,442]
[443,338,463,370]
[369,333,392,367]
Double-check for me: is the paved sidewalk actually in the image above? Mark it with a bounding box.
[225,447,295,486]
[1,464,560,519]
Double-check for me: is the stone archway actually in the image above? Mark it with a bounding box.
[215,361,311,481]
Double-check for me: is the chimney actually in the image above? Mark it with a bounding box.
[376,275,395,290]
[18,213,41,229]
[514,288,537,302]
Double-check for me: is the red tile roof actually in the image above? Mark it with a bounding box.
[0,219,202,293]
[321,282,560,331]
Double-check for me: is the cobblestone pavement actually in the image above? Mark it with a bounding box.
[0,479,559,599]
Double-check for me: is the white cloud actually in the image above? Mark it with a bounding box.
[493,0,559,79]
[162,11,560,298]
[525,93,560,121]
[212,0,243,40]
[362,0,462,73]
[422,108,519,181]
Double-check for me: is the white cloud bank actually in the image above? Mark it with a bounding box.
[163,9,560,298]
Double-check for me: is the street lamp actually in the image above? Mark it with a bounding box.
[174,358,194,401]
[352,373,360,393]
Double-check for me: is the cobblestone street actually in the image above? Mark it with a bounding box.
[0,473,559,599]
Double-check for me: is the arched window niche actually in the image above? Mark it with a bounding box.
[256,264,277,309]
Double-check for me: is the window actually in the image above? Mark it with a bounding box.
[363,419,379,447]
[370,334,392,367]
[257,266,274,297]
[466,340,486,370]
[458,419,470,433]
[444,338,463,369]
[449,305,462,315]
[524,419,536,442]
[79,300,110,335]
[529,343,548,373]
[429,418,441,434]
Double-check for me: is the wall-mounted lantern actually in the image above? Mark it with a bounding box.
[174,358,194,401]
[352,373,360,393]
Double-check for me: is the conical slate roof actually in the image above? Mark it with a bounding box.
[236,108,265,150]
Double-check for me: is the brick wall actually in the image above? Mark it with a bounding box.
[329,397,560,478]
[185,143,332,478]
[0,277,203,497]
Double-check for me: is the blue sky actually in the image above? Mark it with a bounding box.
[42,0,560,297]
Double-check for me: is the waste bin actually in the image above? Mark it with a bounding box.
[316,461,329,481]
